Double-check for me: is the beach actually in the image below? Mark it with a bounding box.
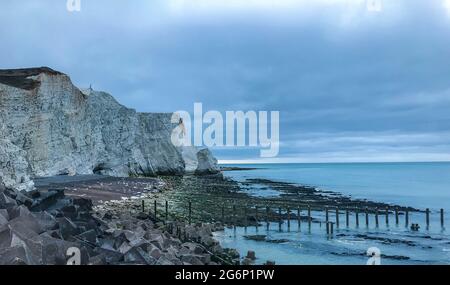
[31,162,450,265]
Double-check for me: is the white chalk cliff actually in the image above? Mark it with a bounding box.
[0,67,219,191]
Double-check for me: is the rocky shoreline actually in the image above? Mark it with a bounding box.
[1,169,424,265]
[0,180,240,265]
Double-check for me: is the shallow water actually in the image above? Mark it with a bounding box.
[215,162,450,265]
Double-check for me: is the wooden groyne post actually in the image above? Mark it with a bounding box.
[142,200,145,212]
[165,200,168,223]
[441,209,445,228]
[375,208,379,227]
[325,207,329,224]
[154,200,157,219]
[266,206,270,229]
[297,207,301,229]
[287,207,291,230]
[385,207,389,226]
[426,208,430,228]
[244,206,248,228]
[395,207,399,225]
[405,209,409,227]
[326,222,334,237]
[233,205,236,228]
[188,201,192,225]
[346,208,349,227]
[308,205,312,228]
[255,206,259,229]
[278,207,282,231]
[365,207,369,227]
[355,207,359,227]
[335,208,340,228]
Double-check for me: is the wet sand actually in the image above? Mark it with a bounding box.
[34,175,164,204]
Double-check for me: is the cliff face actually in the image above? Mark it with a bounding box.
[0,67,218,191]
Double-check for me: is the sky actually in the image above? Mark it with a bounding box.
[1,0,450,163]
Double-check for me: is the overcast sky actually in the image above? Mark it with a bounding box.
[2,0,450,163]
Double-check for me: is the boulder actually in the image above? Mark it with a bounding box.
[72,198,93,211]
[0,246,30,265]
[180,254,204,265]
[8,213,45,235]
[32,211,58,231]
[0,214,7,227]
[0,209,9,220]
[182,242,205,255]
[40,233,89,265]
[0,222,43,264]
[30,189,65,212]
[246,250,256,260]
[156,256,175,265]
[147,244,162,260]
[0,192,17,209]
[92,247,124,264]
[58,217,80,240]
[76,229,97,244]
[124,247,156,265]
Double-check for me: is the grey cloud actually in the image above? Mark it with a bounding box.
[1,0,450,162]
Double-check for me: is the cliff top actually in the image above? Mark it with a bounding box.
[0,67,64,90]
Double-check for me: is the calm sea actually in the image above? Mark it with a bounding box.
[214,162,450,265]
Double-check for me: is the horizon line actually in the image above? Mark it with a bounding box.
[218,160,450,165]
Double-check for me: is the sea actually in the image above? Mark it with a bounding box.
[214,162,450,265]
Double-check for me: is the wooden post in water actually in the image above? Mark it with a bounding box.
[405,209,409,227]
[244,206,248,228]
[355,207,359,227]
[365,207,369,227]
[426,208,430,228]
[325,207,329,223]
[255,206,259,229]
[233,205,236,228]
[165,200,168,223]
[385,207,389,226]
[188,201,192,225]
[297,207,301,229]
[335,208,340,228]
[142,200,145,212]
[375,208,379,227]
[346,208,349,227]
[326,222,330,235]
[266,206,269,229]
[330,222,334,236]
[441,208,444,228]
[308,205,312,228]
[395,207,399,225]
[287,207,291,230]
[154,200,157,220]
[278,207,282,231]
